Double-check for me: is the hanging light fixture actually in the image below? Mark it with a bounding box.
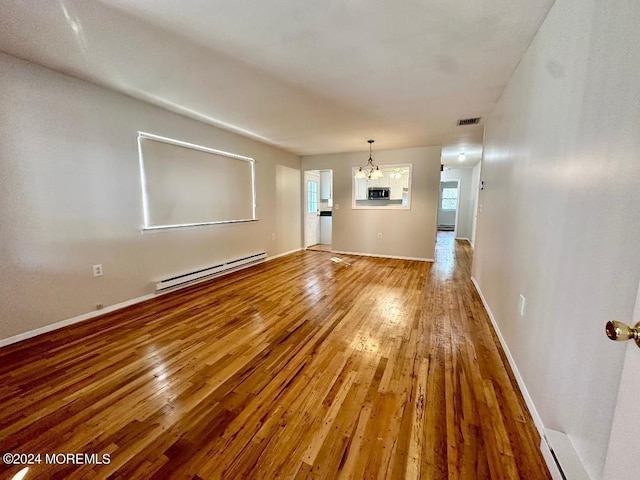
[355,140,384,179]
[389,168,404,179]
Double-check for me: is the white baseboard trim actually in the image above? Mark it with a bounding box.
[470,276,567,480]
[539,437,566,480]
[545,429,592,480]
[330,250,434,262]
[267,248,303,261]
[0,292,156,349]
[0,252,302,349]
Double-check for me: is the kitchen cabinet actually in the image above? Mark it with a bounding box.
[390,176,404,200]
[320,170,332,200]
[369,175,390,188]
[354,178,368,200]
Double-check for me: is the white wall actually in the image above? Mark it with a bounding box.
[302,146,441,260]
[441,167,480,241]
[472,0,640,478]
[0,53,302,342]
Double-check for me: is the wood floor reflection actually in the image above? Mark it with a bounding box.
[0,232,550,479]
[306,244,332,252]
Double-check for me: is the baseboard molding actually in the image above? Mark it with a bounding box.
[455,237,471,243]
[267,248,303,261]
[470,276,568,480]
[330,250,434,262]
[0,251,302,349]
[539,436,566,480]
[0,292,156,349]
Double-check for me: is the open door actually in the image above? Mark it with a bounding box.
[304,171,320,248]
[602,278,640,479]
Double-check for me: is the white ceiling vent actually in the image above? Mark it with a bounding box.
[457,117,482,126]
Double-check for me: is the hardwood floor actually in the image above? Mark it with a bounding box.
[306,244,332,252]
[0,233,550,479]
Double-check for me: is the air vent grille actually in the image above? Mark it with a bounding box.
[457,117,481,126]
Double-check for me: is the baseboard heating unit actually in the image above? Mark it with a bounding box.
[155,251,267,292]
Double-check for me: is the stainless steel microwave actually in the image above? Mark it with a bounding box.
[368,187,390,200]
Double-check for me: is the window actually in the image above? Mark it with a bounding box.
[307,181,318,213]
[441,187,458,210]
[137,132,256,230]
[351,163,413,210]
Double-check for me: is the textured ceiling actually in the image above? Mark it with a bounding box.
[0,0,555,165]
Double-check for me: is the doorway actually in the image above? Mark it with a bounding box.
[304,169,333,250]
[437,179,460,236]
[304,171,320,248]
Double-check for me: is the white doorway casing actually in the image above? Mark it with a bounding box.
[602,279,640,480]
[437,179,460,235]
[440,165,482,246]
[304,171,320,248]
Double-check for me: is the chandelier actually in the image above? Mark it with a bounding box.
[354,140,383,179]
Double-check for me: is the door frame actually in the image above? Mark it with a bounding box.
[438,179,461,237]
[602,277,640,479]
[303,170,320,248]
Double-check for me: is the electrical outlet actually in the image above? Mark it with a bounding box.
[377,232,383,239]
[271,233,276,240]
[518,294,526,316]
[92,264,103,277]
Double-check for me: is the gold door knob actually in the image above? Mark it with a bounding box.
[605,320,640,348]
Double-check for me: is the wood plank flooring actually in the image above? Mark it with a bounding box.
[0,233,550,479]
[305,244,332,252]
